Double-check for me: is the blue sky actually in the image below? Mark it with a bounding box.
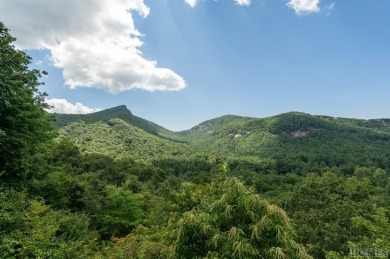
[1,0,390,131]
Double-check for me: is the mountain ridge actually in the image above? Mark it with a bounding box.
[54,105,390,134]
[54,106,390,173]
[53,105,172,137]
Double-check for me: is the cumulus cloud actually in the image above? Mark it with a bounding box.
[0,0,186,92]
[287,0,320,15]
[46,98,102,114]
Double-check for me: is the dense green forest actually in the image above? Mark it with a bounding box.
[1,22,390,258]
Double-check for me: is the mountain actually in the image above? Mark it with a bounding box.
[48,106,390,257]
[56,117,188,158]
[54,107,390,173]
[53,106,192,158]
[182,112,390,173]
[54,105,171,137]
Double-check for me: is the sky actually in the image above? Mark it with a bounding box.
[1,0,390,131]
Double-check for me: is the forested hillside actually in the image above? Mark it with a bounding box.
[58,107,390,175]
[2,22,390,259]
[54,105,172,137]
[58,118,186,158]
[180,112,390,174]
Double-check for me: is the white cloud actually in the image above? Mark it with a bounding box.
[46,98,102,114]
[0,0,186,93]
[235,0,251,6]
[287,0,320,15]
[185,0,198,8]
[185,0,251,7]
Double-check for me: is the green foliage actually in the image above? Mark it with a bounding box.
[267,112,329,135]
[81,181,144,238]
[169,174,311,258]
[354,167,388,187]
[348,207,390,249]
[0,188,96,258]
[0,188,26,236]
[101,226,167,259]
[101,185,143,235]
[37,171,79,209]
[57,119,186,158]
[253,172,302,203]
[48,138,82,171]
[284,172,383,258]
[0,22,55,182]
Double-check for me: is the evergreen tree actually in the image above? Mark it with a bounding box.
[169,163,311,258]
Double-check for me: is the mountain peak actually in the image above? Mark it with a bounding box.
[53,105,172,136]
[101,105,132,115]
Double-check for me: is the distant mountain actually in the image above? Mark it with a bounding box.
[54,105,171,137]
[55,107,390,173]
[180,112,390,172]
[57,117,187,158]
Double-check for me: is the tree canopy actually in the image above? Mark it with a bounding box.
[0,22,55,182]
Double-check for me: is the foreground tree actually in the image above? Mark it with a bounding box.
[0,22,55,182]
[168,163,311,258]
